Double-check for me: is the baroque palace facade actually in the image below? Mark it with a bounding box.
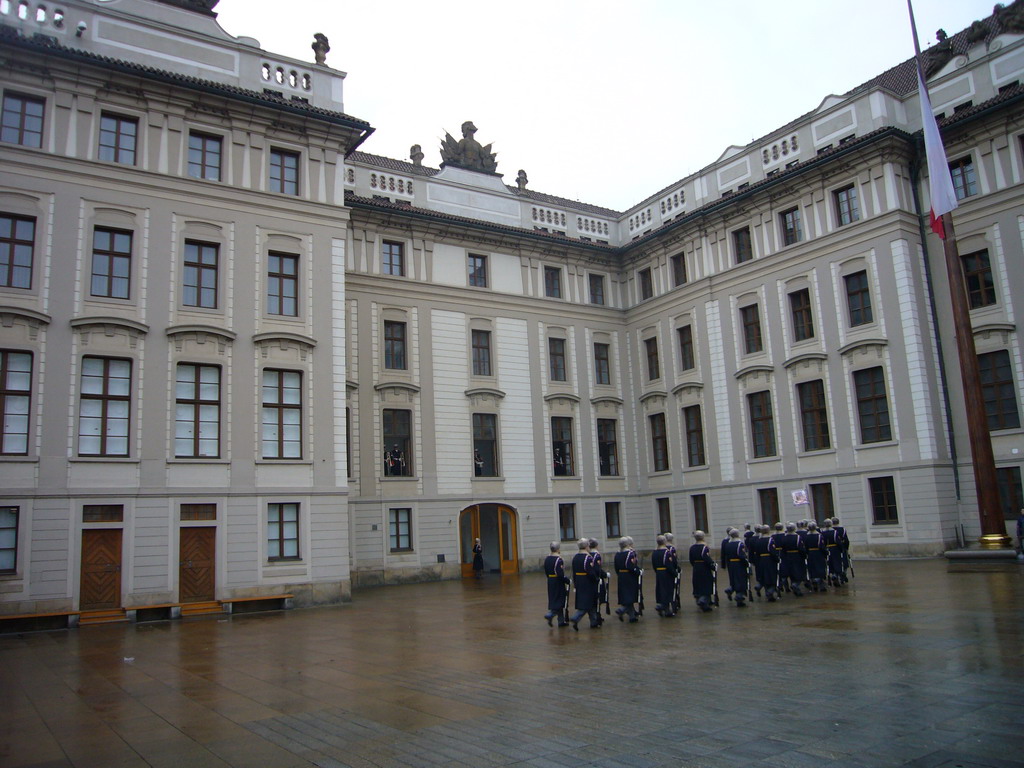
[1,0,1022,621]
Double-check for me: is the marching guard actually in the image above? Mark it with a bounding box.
[543,541,570,627]
[822,519,844,587]
[651,535,677,617]
[804,521,828,592]
[721,528,750,607]
[750,524,781,602]
[589,538,610,618]
[779,522,806,596]
[614,537,641,622]
[569,538,601,630]
[831,517,851,581]
[689,531,716,612]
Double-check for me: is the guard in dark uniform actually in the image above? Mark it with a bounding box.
[664,532,681,613]
[804,521,828,592]
[569,538,600,630]
[796,519,812,590]
[770,522,788,592]
[831,517,850,581]
[589,538,609,619]
[651,535,676,617]
[822,519,843,587]
[721,527,733,600]
[780,522,806,596]
[543,541,570,627]
[750,525,780,602]
[721,528,749,607]
[689,531,716,612]
[614,537,641,622]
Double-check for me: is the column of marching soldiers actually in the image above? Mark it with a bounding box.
[544,517,853,630]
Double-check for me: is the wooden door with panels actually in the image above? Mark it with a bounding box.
[179,527,216,603]
[80,529,123,611]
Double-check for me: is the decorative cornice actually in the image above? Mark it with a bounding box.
[374,381,421,395]
[0,305,51,326]
[544,392,581,404]
[70,315,149,334]
[591,395,624,406]
[783,352,829,369]
[166,324,236,342]
[838,338,888,357]
[671,381,704,396]
[734,364,774,380]
[465,387,507,400]
[639,389,668,404]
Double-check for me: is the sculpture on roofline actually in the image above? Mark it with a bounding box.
[516,169,528,191]
[410,145,424,167]
[312,34,330,66]
[440,121,498,173]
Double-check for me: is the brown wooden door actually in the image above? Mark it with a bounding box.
[80,529,122,611]
[179,527,216,603]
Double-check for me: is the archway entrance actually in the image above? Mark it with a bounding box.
[459,503,519,576]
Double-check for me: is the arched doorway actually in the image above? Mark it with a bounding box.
[459,503,519,576]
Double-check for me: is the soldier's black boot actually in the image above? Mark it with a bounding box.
[545,611,554,626]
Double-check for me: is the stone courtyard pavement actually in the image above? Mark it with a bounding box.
[2,558,1023,768]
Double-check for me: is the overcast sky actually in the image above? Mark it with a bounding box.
[215,0,996,212]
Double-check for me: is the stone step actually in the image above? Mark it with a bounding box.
[78,609,128,625]
[180,600,224,616]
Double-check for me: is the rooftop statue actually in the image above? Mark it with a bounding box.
[516,169,528,191]
[410,144,424,167]
[440,121,498,174]
[312,34,330,66]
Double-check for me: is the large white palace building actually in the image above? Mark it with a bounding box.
[1,0,1022,623]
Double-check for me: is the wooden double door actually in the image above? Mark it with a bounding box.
[80,529,123,611]
[179,527,216,603]
[460,504,519,576]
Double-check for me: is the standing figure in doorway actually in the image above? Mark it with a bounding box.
[472,538,484,578]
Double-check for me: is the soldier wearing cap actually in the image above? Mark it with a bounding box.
[780,522,806,597]
[822,518,844,587]
[664,532,681,613]
[589,537,609,617]
[651,534,677,617]
[804,521,828,592]
[613,537,641,622]
[770,522,789,592]
[831,517,850,581]
[721,528,749,607]
[569,538,601,630]
[543,541,570,627]
[689,531,716,612]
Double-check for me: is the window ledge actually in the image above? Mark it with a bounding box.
[70,457,139,464]
[797,448,836,458]
[0,456,38,463]
[854,440,899,451]
[256,459,313,465]
[168,458,231,465]
[748,456,781,464]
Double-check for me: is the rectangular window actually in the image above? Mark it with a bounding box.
[558,503,576,541]
[1,92,44,148]
[389,507,412,552]
[657,498,671,534]
[78,357,131,456]
[180,503,217,521]
[473,413,498,477]
[678,325,695,371]
[594,342,611,385]
[0,350,31,455]
[383,408,412,476]
[183,241,218,309]
[0,213,34,290]
[0,506,18,574]
[833,184,861,226]
[174,363,220,458]
[384,321,407,370]
[605,501,621,539]
[978,350,1021,431]
[268,502,300,560]
[789,288,814,341]
[798,379,831,451]
[733,226,753,263]
[82,504,124,522]
[269,148,299,195]
[588,273,605,305]
[671,253,687,286]
[949,156,977,200]
[267,252,298,316]
[544,266,562,298]
[854,367,891,443]
[468,253,487,287]
[809,482,834,526]
[548,337,567,382]
[639,268,653,300]
[844,270,873,326]
[382,241,405,277]
[870,476,899,525]
[261,369,302,459]
[98,113,137,165]
[741,304,763,354]
[551,416,574,476]
[692,494,708,533]
[468,329,493,377]
[683,404,705,467]
[188,132,222,181]
[748,390,776,458]
[780,206,802,246]
[650,412,668,472]
[996,467,1023,521]
[90,228,132,299]
[597,418,618,476]
[758,488,780,526]
[961,250,996,309]
[645,337,660,380]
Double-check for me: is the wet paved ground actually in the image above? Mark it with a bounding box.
[2,558,1023,768]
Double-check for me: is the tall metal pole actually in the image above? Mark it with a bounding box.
[938,214,1011,548]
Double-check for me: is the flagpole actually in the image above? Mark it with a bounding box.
[908,0,1010,549]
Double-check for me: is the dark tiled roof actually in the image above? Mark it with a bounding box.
[345,192,616,252]
[347,151,439,177]
[0,25,371,132]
